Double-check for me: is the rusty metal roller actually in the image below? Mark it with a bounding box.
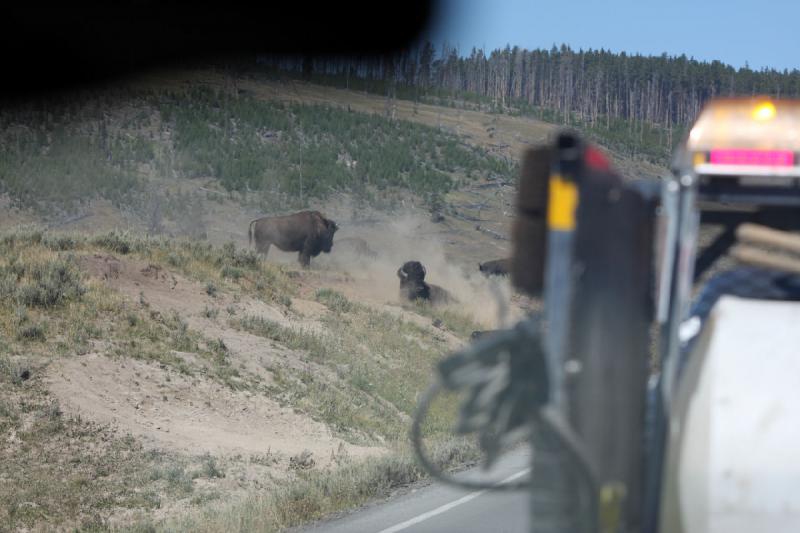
[511,145,552,296]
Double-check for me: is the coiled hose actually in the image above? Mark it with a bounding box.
[409,316,600,532]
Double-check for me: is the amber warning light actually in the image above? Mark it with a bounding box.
[686,97,800,178]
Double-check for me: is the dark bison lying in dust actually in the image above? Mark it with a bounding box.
[248,210,338,267]
[335,237,378,259]
[397,261,456,305]
[478,258,511,277]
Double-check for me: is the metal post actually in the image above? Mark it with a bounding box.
[530,134,585,533]
[542,134,582,415]
[643,171,699,533]
[661,172,699,408]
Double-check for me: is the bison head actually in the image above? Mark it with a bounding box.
[398,261,426,282]
[397,261,430,301]
[319,218,339,253]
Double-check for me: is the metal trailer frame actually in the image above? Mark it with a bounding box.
[642,141,800,533]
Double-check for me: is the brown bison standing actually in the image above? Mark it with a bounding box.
[248,211,338,267]
[397,260,456,305]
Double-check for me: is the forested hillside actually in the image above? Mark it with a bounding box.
[6,44,799,216]
[0,85,512,214]
[257,44,800,163]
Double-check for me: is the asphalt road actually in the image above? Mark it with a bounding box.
[300,449,532,533]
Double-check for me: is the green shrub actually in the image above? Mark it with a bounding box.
[17,323,46,342]
[205,282,217,297]
[0,356,32,385]
[42,234,79,251]
[199,454,225,479]
[1,258,86,308]
[219,242,260,269]
[91,231,132,255]
[234,315,328,358]
[315,288,355,313]
[166,252,186,268]
[207,338,228,356]
[0,273,16,301]
[220,265,243,280]
[158,465,194,495]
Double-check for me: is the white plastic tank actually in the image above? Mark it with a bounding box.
[659,296,800,533]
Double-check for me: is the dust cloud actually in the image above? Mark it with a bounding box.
[283,210,525,330]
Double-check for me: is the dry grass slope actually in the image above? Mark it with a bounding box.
[0,228,484,532]
[0,69,620,532]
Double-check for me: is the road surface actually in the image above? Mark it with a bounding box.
[299,449,532,533]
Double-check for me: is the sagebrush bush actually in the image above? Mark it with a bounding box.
[17,323,46,342]
[220,265,243,280]
[166,252,186,268]
[205,282,217,297]
[219,242,260,269]
[199,454,225,479]
[91,231,132,255]
[0,258,86,308]
[163,439,478,532]
[235,315,329,358]
[42,235,79,251]
[315,288,355,313]
[0,273,16,301]
[0,356,16,384]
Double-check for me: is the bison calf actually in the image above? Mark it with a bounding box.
[248,210,338,267]
[397,261,456,305]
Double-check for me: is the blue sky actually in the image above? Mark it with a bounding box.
[422,0,800,71]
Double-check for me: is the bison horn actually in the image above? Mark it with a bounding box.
[397,267,407,280]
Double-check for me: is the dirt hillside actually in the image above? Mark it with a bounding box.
[0,71,665,531]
